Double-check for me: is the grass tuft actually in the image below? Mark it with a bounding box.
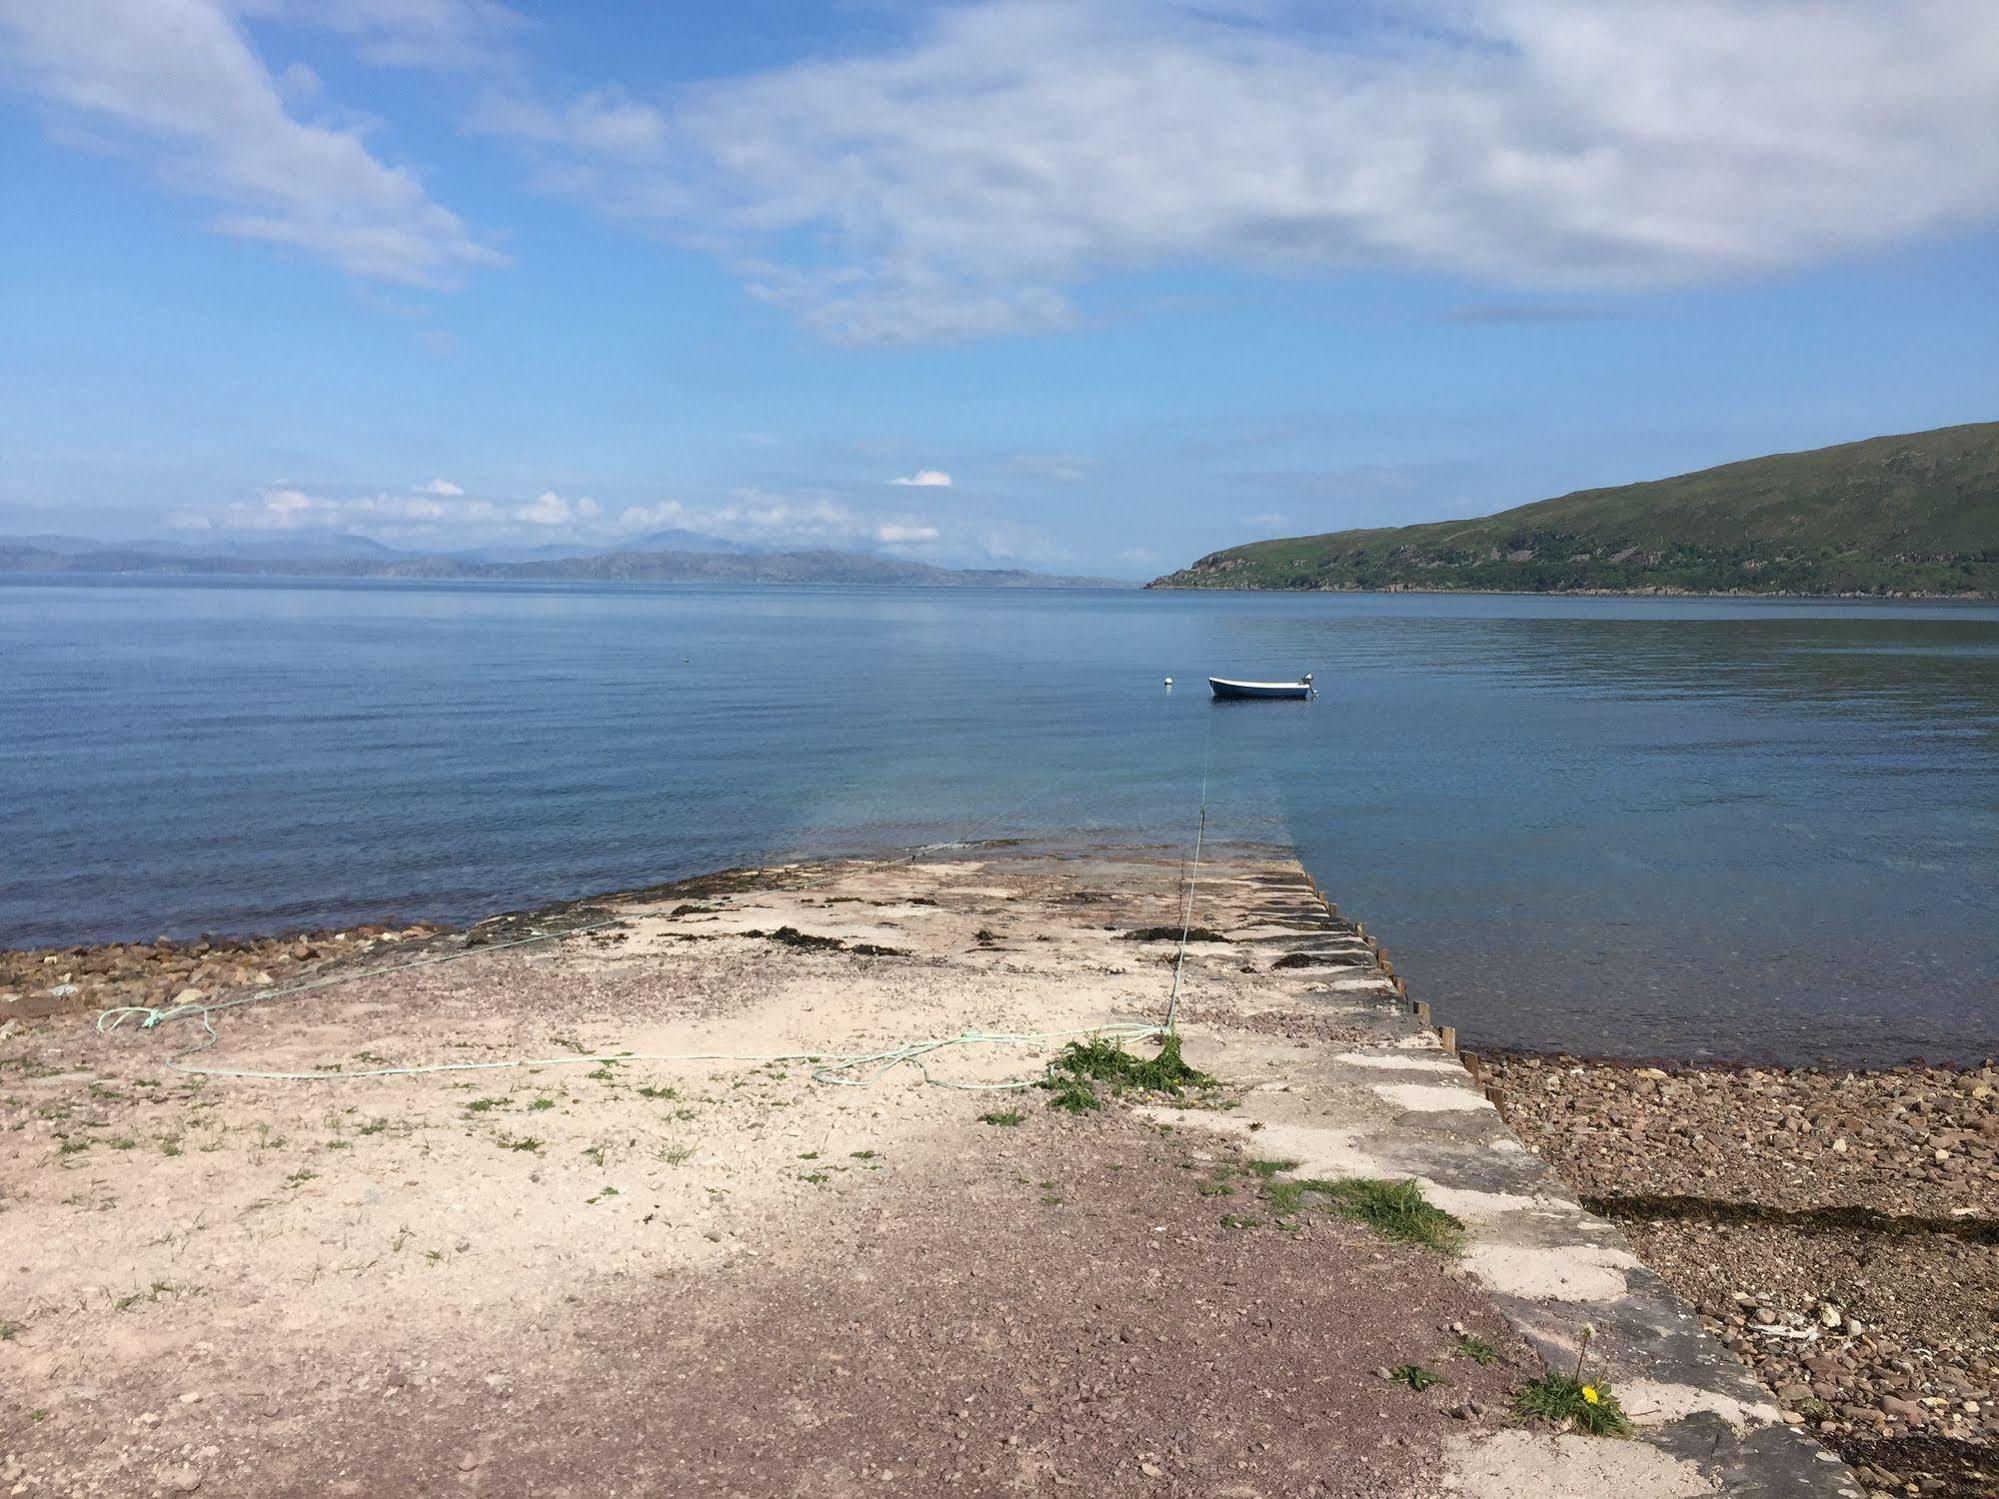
[1243,1157,1300,1179]
[1454,1334,1501,1366]
[1513,1374,1632,1436]
[1264,1175,1464,1253]
[1044,1076,1102,1113]
[978,1109,1026,1127]
[1389,1364,1446,1391]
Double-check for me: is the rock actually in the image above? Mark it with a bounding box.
[159,1466,201,1493]
[1879,1396,1924,1426]
[458,1453,481,1472]
[172,987,204,1005]
[1818,1304,1843,1328]
[291,943,315,962]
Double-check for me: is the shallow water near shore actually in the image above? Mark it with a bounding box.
[3,575,1995,1064]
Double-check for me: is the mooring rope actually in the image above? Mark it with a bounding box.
[1163,705,1216,1033]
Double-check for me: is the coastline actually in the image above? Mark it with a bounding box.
[2,844,1868,1496]
[1145,580,1998,601]
[9,848,1991,1492]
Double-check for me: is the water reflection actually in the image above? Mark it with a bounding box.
[3,578,1994,1064]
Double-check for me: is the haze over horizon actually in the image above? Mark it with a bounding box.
[4,0,1997,578]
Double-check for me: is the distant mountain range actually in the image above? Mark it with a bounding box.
[1150,421,1999,597]
[0,535,1128,590]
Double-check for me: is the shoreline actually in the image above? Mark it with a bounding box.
[3,842,1862,1496]
[1146,580,1998,601]
[6,852,1988,1493]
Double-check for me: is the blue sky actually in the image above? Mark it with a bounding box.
[2,0,1996,577]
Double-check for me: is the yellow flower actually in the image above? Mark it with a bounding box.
[1582,1385,1601,1405]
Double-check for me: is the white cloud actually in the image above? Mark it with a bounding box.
[889,470,953,488]
[202,483,504,532]
[0,0,504,286]
[488,0,1999,342]
[874,521,941,546]
[977,522,1066,566]
[471,87,669,162]
[167,481,951,557]
[514,491,599,526]
[415,477,464,496]
[236,0,525,71]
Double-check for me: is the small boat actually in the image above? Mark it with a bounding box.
[1209,673,1314,701]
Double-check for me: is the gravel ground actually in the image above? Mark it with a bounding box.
[1473,1052,1999,1499]
[2,848,1549,1498]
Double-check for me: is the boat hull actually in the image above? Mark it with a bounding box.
[1208,677,1312,700]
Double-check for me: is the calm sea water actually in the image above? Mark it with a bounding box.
[3,576,1995,1065]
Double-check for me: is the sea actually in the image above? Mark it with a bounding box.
[3,575,1994,1065]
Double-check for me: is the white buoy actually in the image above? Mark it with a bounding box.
[1163,676,1174,689]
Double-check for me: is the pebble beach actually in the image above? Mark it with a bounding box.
[1472,1052,1999,1498]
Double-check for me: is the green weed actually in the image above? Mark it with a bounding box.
[1264,1176,1464,1253]
[1244,1157,1300,1179]
[979,1109,1026,1127]
[1047,1032,1213,1098]
[1455,1335,1501,1366]
[1389,1364,1446,1391]
[1514,1374,1631,1436]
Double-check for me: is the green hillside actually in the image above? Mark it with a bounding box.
[1150,422,1999,596]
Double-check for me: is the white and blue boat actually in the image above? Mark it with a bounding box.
[1208,674,1314,701]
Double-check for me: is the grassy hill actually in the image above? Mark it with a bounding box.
[1151,422,1999,596]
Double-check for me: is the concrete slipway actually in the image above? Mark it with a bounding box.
[0,843,1862,1497]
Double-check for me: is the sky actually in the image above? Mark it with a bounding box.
[1,1,1996,578]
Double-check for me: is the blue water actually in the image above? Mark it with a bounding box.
[3,576,1995,1064]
